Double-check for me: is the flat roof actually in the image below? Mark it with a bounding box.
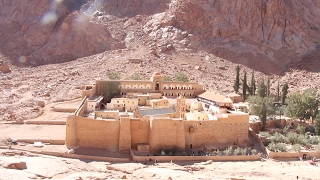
[139,107,175,116]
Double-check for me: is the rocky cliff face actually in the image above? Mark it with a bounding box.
[0,0,320,73]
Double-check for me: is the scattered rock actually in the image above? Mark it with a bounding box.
[194,66,201,70]
[121,174,127,179]
[67,149,75,154]
[1,63,11,73]
[3,161,27,170]
[37,101,45,108]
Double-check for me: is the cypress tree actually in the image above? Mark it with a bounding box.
[233,65,240,93]
[250,71,256,95]
[242,71,247,101]
[266,77,270,97]
[277,81,280,102]
[281,83,289,105]
[257,79,266,98]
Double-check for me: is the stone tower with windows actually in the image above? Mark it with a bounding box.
[151,72,163,93]
[176,95,186,119]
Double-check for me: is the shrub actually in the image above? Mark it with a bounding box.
[270,132,285,143]
[240,148,247,155]
[251,149,257,155]
[292,144,301,152]
[296,124,306,134]
[276,143,287,152]
[259,131,271,138]
[106,71,121,80]
[163,76,172,82]
[268,142,287,152]
[223,146,232,156]
[233,147,241,156]
[130,73,143,80]
[309,136,320,145]
[283,125,290,134]
[175,72,189,82]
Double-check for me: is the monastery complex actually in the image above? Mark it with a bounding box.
[66,73,250,153]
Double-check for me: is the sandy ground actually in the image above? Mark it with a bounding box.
[1,148,320,180]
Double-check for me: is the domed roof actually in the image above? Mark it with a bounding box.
[153,72,161,76]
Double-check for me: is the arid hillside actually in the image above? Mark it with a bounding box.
[1,0,320,121]
[0,0,320,74]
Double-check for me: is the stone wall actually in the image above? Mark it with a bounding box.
[268,150,320,159]
[149,117,185,152]
[130,119,150,148]
[76,117,120,149]
[119,117,131,151]
[184,114,249,149]
[130,149,260,162]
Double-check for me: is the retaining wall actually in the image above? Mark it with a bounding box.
[268,150,320,159]
[130,149,260,162]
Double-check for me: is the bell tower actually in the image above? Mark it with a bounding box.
[151,72,163,93]
[176,96,186,119]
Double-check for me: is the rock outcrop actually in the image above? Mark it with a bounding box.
[0,0,320,73]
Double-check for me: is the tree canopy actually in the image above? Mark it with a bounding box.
[233,65,240,93]
[175,72,189,82]
[248,96,275,130]
[285,89,319,120]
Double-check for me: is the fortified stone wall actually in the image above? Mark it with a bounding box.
[76,117,120,149]
[130,119,150,148]
[119,117,132,151]
[149,118,185,152]
[184,114,249,149]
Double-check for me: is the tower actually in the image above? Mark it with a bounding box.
[176,96,186,119]
[151,72,163,93]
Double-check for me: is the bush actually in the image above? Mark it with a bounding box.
[276,143,287,152]
[309,136,320,145]
[259,131,271,138]
[251,149,257,155]
[175,72,189,82]
[270,132,285,143]
[296,124,306,134]
[163,76,172,82]
[292,144,301,152]
[240,148,247,155]
[233,147,241,156]
[268,142,287,152]
[106,71,121,80]
[223,146,232,156]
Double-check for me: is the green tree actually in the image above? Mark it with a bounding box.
[163,76,172,82]
[249,71,256,95]
[175,72,189,82]
[266,77,270,97]
[285,89,319,121]
[277,81,280,102]
[248,96,275,131]
[242,71,248,101]
[314,113,320,135]
[106,71,121,80]
[233,65,240,93]
[257,79,266,98]
[130,73,142,80]
[281,83,289,105]
[296,124,306,134]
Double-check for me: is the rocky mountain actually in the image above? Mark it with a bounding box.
[1,0,320,74]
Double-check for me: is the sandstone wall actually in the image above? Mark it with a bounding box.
[149,118,185,152]
[130,119,150,148]
[119,117,131,151]
[76,117,120,149]
[185,114,249,149]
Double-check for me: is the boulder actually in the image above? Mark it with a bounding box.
[1,63,11,73]
[2,161,27,170]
